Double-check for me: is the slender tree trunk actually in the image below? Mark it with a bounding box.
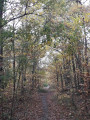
[83,17,88,65]
[32,64,34,88]
[60,67,63,91]
[16,61,21,92]
[21,63,27,94]
[72,56,77,90]
[10,24,16,120]
[21,69,24,94]
[32,60,36,88]
[83,17,90,89]
[12,38,16,92]
[0,0,4,87]
[56,71,59,87]
[0,1,4,119]
[0,0,4,28]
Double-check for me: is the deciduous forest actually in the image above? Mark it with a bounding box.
[0,0,90,120]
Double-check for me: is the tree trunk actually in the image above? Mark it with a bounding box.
[0,0,4,88]
[72,56,77,90]
[10,24,16,120]
[60,67,63,91]
[32,63,35,88]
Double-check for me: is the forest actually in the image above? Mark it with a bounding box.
[0,0,90,120]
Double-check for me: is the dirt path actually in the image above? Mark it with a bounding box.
[40,93,49,120]
[4,89,68,120]
[39,90,64,120]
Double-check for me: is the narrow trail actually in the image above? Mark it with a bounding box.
[40,93,49,120]
[39,90,60,120]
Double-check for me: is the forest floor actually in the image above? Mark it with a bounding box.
[13,89,74,120]
[0,87,90,120]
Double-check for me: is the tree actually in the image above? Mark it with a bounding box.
[0,0,5,88]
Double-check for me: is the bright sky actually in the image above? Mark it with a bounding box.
[81,0,90,5]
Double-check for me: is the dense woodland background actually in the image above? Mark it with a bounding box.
[0,0,90,120]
